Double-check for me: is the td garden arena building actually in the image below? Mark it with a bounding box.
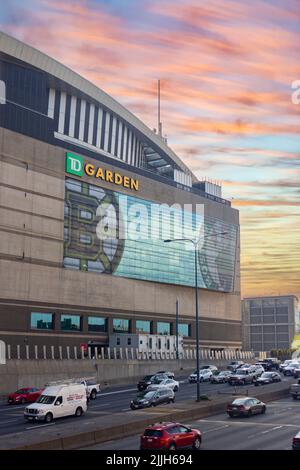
[0,32,241,354]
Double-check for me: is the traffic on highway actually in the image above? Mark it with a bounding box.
[0,357,299,450]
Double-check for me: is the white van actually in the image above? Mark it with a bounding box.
[24,383,87,423]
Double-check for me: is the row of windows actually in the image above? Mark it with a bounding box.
[250,306,289,316]
[30,313,191,336]
[49,88,146,169]
[249,315,289,324]
[250,325,289,334]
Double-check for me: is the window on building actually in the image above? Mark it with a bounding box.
[136,320,151,334]
[127,338,131,346]
[116,337,120,345]
[149,338,152,349]
[88,317,107,332]
[157,322,171,335]
[158,338,161,349]
[113,319,130,333]
[31,312,54,330]
[178,323,190,337]
[61,314,81,331]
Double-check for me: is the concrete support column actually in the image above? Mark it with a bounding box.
[101,347,104,359]
[74,346,77,360]
[66,346,70,360]
[26,345,29,360]
[107,347,111,359]
[34,345,38,360]
[59,346,63,360]
[7,344,11,360]
[88,347,91,360]
[51,346,54,360]
[17,345,20,360]
[43,345,47,360]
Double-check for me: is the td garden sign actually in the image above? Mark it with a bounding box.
[65,152,139,191]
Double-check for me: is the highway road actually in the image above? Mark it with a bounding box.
[0,373,294,442]
[85,397,300,450]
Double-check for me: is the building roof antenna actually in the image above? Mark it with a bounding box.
[158,79,162,137]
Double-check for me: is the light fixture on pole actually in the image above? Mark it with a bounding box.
[164,231,228,402]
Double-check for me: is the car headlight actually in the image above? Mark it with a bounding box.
[37,410,44,414]
[143,401,149,404]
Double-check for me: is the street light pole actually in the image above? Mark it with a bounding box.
[175,298,179,361]
[164,231,228,403]
[194,242,201,402]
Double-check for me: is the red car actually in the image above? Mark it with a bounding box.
[7,387,43,405]
[140,422,202,450]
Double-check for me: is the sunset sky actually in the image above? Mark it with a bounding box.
[1,0,299,299]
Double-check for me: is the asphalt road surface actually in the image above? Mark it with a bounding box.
[0,373,293,442]
[85,397,299,450]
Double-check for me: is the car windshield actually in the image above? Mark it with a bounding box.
[15,389,27,394]
[261,373,273,378]
[142,376,154,381]
[138,391,155,399]
[237,370,248,375]
[289,363,299,368]
[37,395,56,404]
[86,381,96,386]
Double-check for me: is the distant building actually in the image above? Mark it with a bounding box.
[242,295,299,353]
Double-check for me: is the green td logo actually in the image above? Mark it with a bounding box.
[66,152,83,176]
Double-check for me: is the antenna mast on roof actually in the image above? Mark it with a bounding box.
[158,79,162,137]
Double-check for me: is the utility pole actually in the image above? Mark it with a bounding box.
[176,298,179,360]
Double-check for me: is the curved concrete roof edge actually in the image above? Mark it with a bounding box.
[0,30,197,181]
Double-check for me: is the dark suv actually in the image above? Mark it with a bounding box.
[130,389,175,409]
[137,374,168,391]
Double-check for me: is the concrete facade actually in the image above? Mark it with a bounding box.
[0,33,241,352]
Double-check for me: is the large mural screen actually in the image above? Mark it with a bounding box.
[64,178,238,292]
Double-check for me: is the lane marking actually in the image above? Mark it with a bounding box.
[99,388,136,397]
[198,419,298,428]
[260,425,284,434]
[26,423,55,430]
[203,425,230,434]
[89,403,111,408]
[0,419,21,425]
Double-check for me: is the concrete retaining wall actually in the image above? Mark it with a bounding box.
[0,358,232,394]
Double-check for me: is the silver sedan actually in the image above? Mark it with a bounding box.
[147,378,179,392]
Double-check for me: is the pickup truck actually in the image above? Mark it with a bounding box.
[79,379,101,400]
[290,380,300,400]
